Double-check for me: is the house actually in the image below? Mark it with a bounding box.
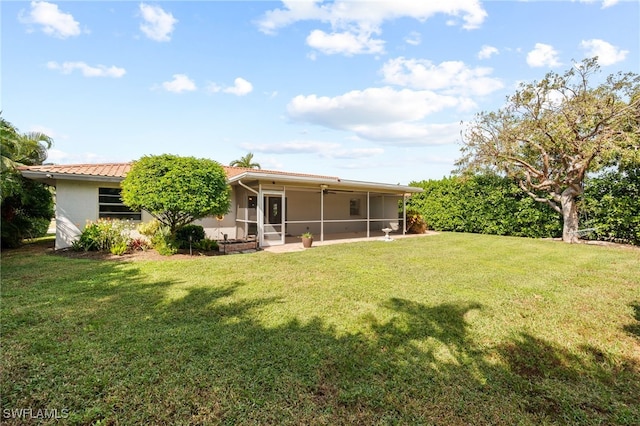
[19,163,422,250]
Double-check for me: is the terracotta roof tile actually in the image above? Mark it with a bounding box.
[19,163,339,181]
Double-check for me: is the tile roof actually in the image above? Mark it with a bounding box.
[18,162,340,181]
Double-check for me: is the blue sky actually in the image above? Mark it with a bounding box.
[2,0,638,184]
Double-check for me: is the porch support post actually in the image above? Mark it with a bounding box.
[366,191,370,238]
[320,187,324,242]
[402,193,407,235]
[257,184,264,247]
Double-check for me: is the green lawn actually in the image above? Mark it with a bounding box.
[2,233,639,425]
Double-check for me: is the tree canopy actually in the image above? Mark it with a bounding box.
[121,154,231,233]
[457,58,640,242]
[1,116,54,247]
[229,152,261,169]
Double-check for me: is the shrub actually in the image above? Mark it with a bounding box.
[151,226,177,256]
[137,219,162,237]
[1,177,54,248]
[195,238,218,251]
[129,237,150,252]
[73,219,132,252]
[175,224,206,249]
[110,241,129,256]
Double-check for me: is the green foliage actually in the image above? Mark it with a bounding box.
[151,226,178,256]
[229,152,261,169]
[1,177,54,248]
[175,224,206,249]
[1,115,54,247]
[408,174,562,238]
[137,219,162,237]
[121,154,231,233]
[73,219,132,252]
[109,241,129,256]
[457,59,640,241]
[581,164,640,245]
[194,238,218,251]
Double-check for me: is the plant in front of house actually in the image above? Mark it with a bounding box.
[301,232,313,248]
[121,154,231,236]
[72,218,133,255]
[175,224,206,249]
[405,209,427,234]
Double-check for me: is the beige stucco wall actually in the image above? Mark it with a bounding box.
[55,180,100,249]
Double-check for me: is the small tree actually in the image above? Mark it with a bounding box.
[121,154,231,233]
[457,58,640,242]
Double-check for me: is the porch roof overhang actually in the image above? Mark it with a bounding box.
[18,163,423,194]
[228,171,422,195]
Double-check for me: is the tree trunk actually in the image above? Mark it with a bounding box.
[560,186,581,243]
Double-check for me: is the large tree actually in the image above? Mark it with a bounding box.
[457,58,640,243]
[229,152,261,169]
[1,116,54,247]
[121,154,231,233]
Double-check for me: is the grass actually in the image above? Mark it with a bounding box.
[1,233,639,425]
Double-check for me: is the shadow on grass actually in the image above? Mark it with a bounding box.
[624,302,640,338]
[2,251,639,425]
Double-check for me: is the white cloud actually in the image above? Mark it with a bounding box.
[381,57,503,96]
[208,78,254,96]
[139,3,177,42]
[46,61,126,78]
[224,78,254,96]
[19,1,81,39]
[161,74,196,93]
[241,140,384,159]
[577,0,619,8]
[306,28,385,55]
[257,1,487,55]
[477,45,499,60]
[287,87,469,143]
[46,148,109,164]
[404,31,422,46]
[526,43,561,68]
[580,39,628,66]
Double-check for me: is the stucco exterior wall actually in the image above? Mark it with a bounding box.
[55,180,153,249]
[55,180,99,249]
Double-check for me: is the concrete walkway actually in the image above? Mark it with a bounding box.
[262,231,439,253]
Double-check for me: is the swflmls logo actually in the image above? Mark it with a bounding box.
[2,408,70,419]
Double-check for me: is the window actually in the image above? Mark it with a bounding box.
[98,188,141,220]
[350,198,361,216]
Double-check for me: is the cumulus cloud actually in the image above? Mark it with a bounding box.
[161,74,196,93]
[580,39,628,66]
[381,57,503,96]
[47,61,126,78]
[477,45,499,60]
[242,140,384,159]
[19,1,81,38]
[256,0,487,55]
[526,43,561,68]
[139,3,177,42]
[404,31,422,46]
[224,78,254,96]
[306,28,385,56]
[287,87,470,144]
[208,78,254,96]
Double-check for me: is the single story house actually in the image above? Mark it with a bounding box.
[19,163,422,250]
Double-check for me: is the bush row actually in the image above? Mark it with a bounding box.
[73,219,218,256]
[407,174,562,239]
[407,170,640,245]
